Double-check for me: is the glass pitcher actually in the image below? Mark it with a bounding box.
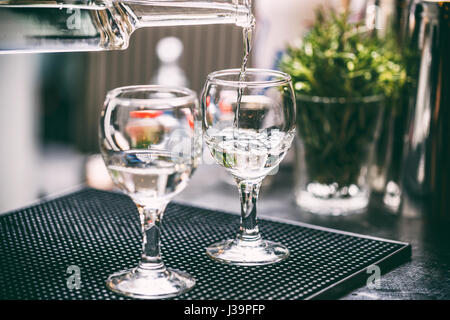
[0,0,253,53]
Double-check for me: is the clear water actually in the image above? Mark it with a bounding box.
[205,127,294,180]
[0,2,126,53]
[105,150,194,207]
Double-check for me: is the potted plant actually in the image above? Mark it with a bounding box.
[279,6,407,215]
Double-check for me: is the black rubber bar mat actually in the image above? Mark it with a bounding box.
[0,188,411,300]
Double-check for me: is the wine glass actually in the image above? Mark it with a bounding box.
[99,85,201,299]
[201,68,296,266]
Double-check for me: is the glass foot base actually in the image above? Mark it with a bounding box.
[206,238,289,266]
[106,266,195,299]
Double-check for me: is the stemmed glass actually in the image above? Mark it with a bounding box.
[201,68,296,265]
[99,85,201,299]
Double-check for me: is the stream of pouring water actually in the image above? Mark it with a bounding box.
[233,7,256,144]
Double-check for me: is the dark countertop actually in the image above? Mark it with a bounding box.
[175,163,450,300]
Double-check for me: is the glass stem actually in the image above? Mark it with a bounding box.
[236,179,263,242]
[136,204,167,271]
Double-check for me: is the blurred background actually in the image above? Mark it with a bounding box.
[0,0,448,222]
[0,22,249,212]
[0,0,316,213]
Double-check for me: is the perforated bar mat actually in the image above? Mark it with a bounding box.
[0,188,411,300]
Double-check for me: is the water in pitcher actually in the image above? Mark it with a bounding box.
[0,0,253,53]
